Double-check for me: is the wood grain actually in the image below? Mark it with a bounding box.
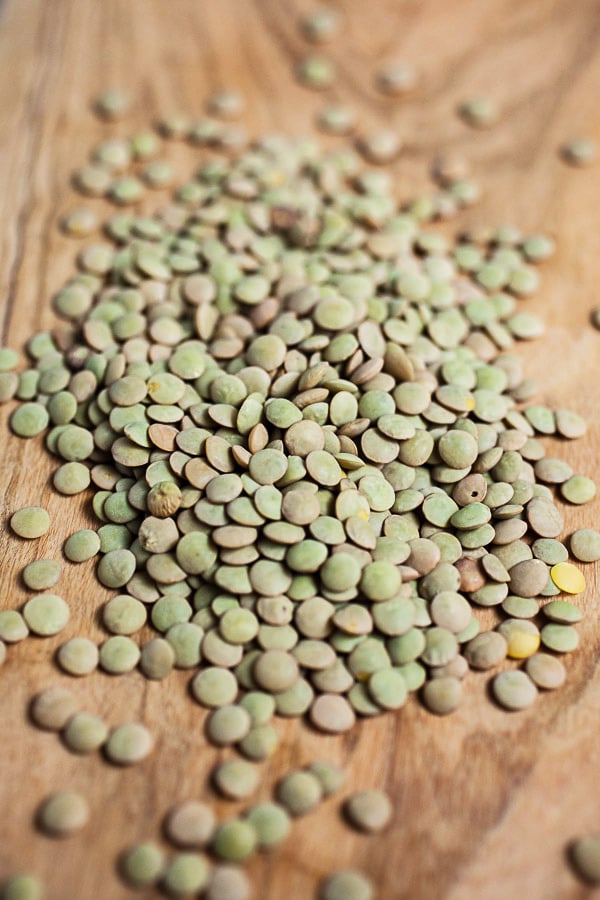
[1,1,600,898]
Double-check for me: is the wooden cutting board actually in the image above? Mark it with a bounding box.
[1,1,599,897]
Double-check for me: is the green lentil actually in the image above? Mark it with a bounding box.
[492,670,538,710]
[10,403,49,437]
[102,594,147,634]
[99,635,141,674]
[570,528,600,562]
[205,866,251,900]
[120,842,165,888]
[10,507,50,540]
[23,594,69,636]
[105,722,153,764]
[165,801,215,848]
[206,704,251,745]
[214,759,259,800]
[22,560,61,591]
[277,770,323,816]
[0,610,28,643]
[37,791,89,836]
[297,56,336,89]
[540,623,580,653]
[212,820,258,862]
[140,638,175,680]
[64,530,101,562]
[244,802,290,850]
[1,874,44,900]
[320,871,374,900]
[162,853,211,896]
[561,475,596,505]
[53,461,91,494]
[561,138,598,167]
[62,712,108,752]
[525,652,566,690]
[30,687,78,731]
[57,638,99,676]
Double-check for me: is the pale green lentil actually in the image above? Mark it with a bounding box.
[30,687,78,731]
[205,865,251,900]
[501,595,539,619]
[23,594,69,636]
[320,871,374,900]
[140,638,175,679]
[37,791,89,836]
[212,820,258,862]
[214,759,260,801]
[1,874,44,900]
[561,138,598,167]
[99,635,141,673]
[540,623,580,653]
[64,530,101,562]
[543,599,583,624]
[367,668,407,710]
[165,801,215,848]
[0,610,29,643]
[244,803,291,850]
[297,55,336,89]
[10,403,49,437]
[53,461,91,494]
[10,507,50,540]
[120,842,165,888]
[301,7,340,42]
[277,770,323,816]
[238,723,279,760]
[191,666,238,707]
[22,560,61,591]
[525,652,566,690]
[422,675,462,714]
[570,835,600,890]
[206,705,251,745]
[570,528,600,562]
[492,670,538,710]
[561,475,596,505]
[94,89,130,120]
[105,722,153,764]
[163,853,211,897]
[102,595,147,634]
[57,638,99,676]
[62,712,108,752]
[345,789,393,832]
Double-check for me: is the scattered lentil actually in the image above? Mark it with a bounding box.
[30,687,78,731]
[37,791,89,837]
[23,594,69,636]
[105,722,153,764]
[571,835,600,883]
[561,138,598,167]
[62,712,108,752]
[344,790,393,833]
[1,874,44,900]
[320,871,374,900]
[10,507,50,540]
[120,842,165,888]
[277,770,323,816]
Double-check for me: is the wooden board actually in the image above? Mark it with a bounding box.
[1,1,600,897]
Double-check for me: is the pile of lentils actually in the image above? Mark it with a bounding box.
[1,83,600,900]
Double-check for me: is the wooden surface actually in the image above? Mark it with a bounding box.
[1,1,600,898]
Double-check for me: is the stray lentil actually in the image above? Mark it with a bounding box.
[37,791,89,837]
[10,507,49,540]
[320,871,374,900]
[105,722,153,765]
[120,842,165,888]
